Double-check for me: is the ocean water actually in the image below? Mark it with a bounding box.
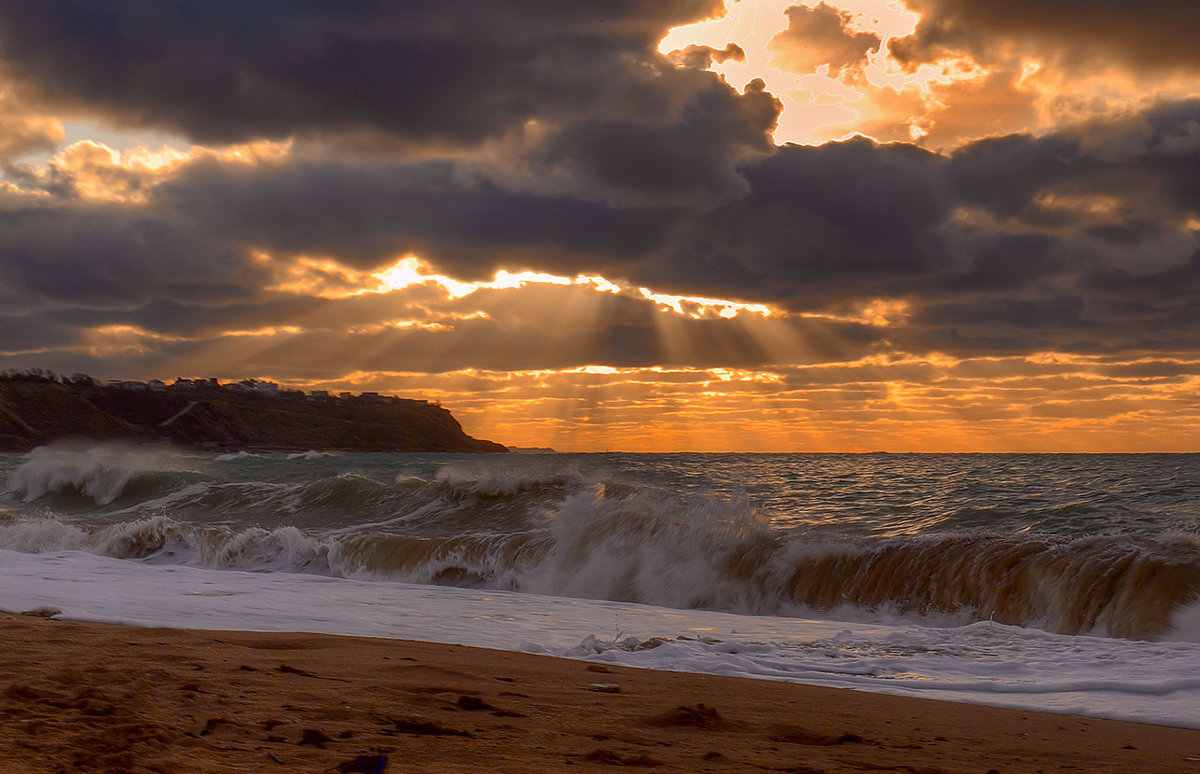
[1,444,1198,727]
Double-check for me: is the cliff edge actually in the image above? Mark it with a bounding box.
[0,376,506,453]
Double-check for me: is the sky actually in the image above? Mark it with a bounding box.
[0,0,1199,452]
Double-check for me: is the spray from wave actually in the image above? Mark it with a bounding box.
[5,443,203,506]
[2,455,1197,641]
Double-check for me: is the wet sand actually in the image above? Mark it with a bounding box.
[0,612,1196,773]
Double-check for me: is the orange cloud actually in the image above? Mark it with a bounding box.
[768,3,881,76]
[659,1,1200,150]
[0,83,61,161]
[27,137,293,202]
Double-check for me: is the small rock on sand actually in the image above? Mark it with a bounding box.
[586,683,621,693]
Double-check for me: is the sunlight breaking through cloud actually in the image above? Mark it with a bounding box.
[267,254,788,321]
[2,1,1199,452]
[638,288,776,319]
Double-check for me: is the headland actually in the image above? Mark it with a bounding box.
[0,371,505,453]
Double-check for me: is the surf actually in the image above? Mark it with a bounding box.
[2,445,1197,641]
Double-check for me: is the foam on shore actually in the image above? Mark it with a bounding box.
[2,548,1198,729]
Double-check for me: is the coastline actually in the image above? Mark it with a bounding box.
[1,614,1196,773]
[0,377,507,454]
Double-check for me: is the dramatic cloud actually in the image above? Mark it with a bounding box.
[153,158,682,277]
[769,3,881,76]
[0,0,1198,450]
[647,138,951,305]
[0,0,726,145]
[0,87,61,162]
[532,79,780,204]
[908,70,1039,150]
[893,0,1200,72]
[5,100,1200,360]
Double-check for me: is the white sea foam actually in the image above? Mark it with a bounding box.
[0,548,1196,729]
[215,451,260,462]
[433,459,589,497]
[0,478,1194,641]
[287,450,337,460]
[1167,600,1200,643]
[5,443,195,505]
[2,447,1199,726]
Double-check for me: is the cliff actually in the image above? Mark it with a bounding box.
[0,378,506,453]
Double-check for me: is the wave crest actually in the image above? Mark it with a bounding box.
[2,451,1197,641]
[5,443,201,506]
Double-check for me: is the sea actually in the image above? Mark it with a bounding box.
[1,444,1198,728]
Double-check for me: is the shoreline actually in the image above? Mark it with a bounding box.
[0,614,1196,772]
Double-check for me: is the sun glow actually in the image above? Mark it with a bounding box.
[265,253,787,320]
[799,298,911,326]
[81,323,305,358]
[371,257,477,298]
[658,0,1187,149]
[33,138,294,202]
[79,325,187,358]
[658,0,971,145]
[285,353,1200,452]
[346,313,490,335]
[638,288,775,319]
[371,260,619,300]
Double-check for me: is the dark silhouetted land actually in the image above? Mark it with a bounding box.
[0,372,505,453]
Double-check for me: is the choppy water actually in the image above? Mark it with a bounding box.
[2,445,1197,640]
[2,444,1199,727]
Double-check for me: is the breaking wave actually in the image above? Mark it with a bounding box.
[1,456,1197,641]
[4,443,204,507]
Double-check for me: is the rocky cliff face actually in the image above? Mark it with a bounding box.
[0,380,506,453]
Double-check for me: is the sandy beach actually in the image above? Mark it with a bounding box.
[0,613,1195,773]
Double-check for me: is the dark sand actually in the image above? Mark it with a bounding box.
[0,613,1196,772]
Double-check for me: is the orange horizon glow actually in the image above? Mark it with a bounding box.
[242,356,1200,454]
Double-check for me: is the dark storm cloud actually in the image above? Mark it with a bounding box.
[1082,253,1200,303]
[1143,103,1200,207]
[0,203,268,307]
[942,99,1200,229]
[932,233,1062,293]
[0,311,78,352]
[153,158,683,277]
[898,104,1200,354]
[0,0,724,145]
[892,0,1200,71]
[942,133,1084,217]
[5,64,1200,369]
[622,100,1200,355]
[532,79,780,204]
[898,289,1200,357]
[164,137,945,308]
[3,0,1199,396]
[1071,252,1200,352]
[642,138,954,306]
